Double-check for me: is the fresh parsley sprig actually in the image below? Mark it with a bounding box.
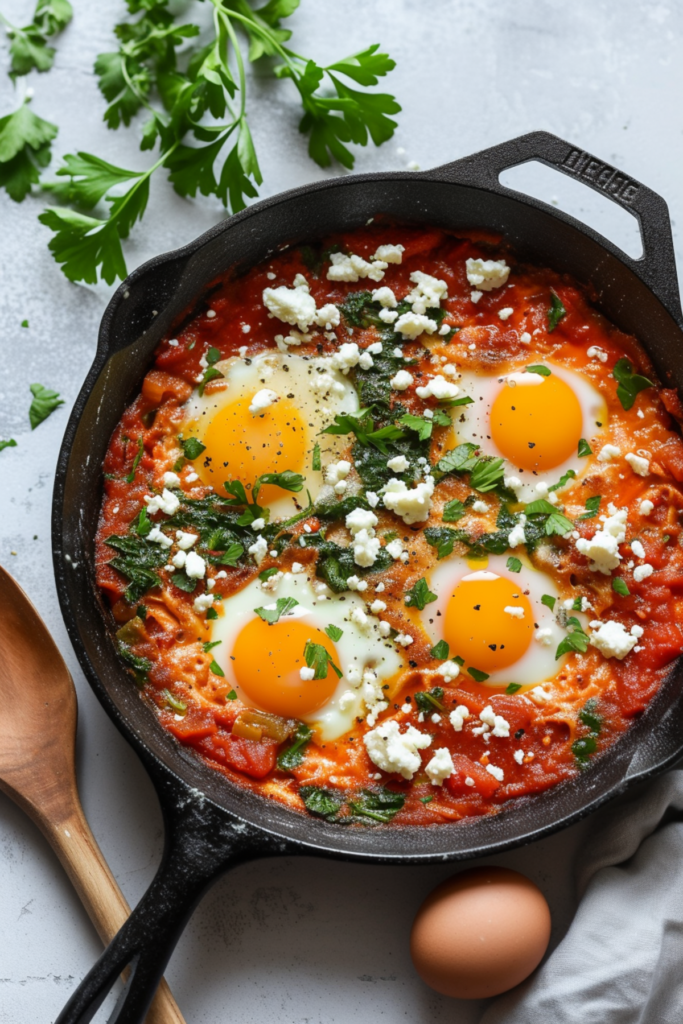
[1,0,73,78]
[40,1,400,284]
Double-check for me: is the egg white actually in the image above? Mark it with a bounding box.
[422,553,570,689]
[209,572,404,740]
[448,363,607,502]
[181,350,359,517]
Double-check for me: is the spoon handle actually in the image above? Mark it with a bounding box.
[42,798,187,1024]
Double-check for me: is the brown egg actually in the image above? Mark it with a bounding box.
[410,866,551,999]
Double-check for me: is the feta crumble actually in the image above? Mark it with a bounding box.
[465,258,510,291]
[145,488,180,516]
[262,283,317,332]
[589,619,640,660]
[625,452,650,477]
[387,455,409,473]
[504,606,525,618]
[425,748,455,786]
[390,369,414,391]
[498,306,514,321]
[406,270,448,313]
[363,721,432,780]
[450,705,470,731]
[373,243,404,264]
[640,499,654,516]
[575,505,627,574]
[163,471,181,488]
[438,661,461,683]
[587,345,608,363]
[597,443,622,463]
[249,388,279,416]
[633,563,654,582]
[382,476,435,525]
[184,550,206,579]
[415,375,460,401]
[486,763,504,782]
[326,252,387,283]
[394,311,438,340]
[193,593,214,613]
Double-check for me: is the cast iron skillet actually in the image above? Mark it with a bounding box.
[53,131,683,1023]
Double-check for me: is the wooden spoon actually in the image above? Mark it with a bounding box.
[0,565,186,1024]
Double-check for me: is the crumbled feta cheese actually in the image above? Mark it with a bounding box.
[479,705,511,738]
[145,488,180,516]
[486,763,504,782]
[346,575,368,592]
[504,605,525,618]
[193,593,214,613]
[259,570,282,593]
[598,443,622,463]
[529,685,552,704]
[369,599,387,615]
[350,607,371,632]
[346,508,378,535]
[406,270,448,313]
[390,369,414,390]
[470,290,483,304]
[309,370,346,398]
[395,633,414,647]
[415,375,460,401]
[631,539,646,559]
[248,535,268,564]
[250,517,266,531]
[513,749,525,765]
[326,251,387,283]
[507,513,527,549]
[394,311,438,340]
[639,499,654,516]
[535,628,553,646]
[168,338,179,347]
[206,309,216,319]
[385,538,404,560]
[587,345,608,363]
[633,563,654,582]
[504,475,523,497]
[185,472,199,483]
[449,705,470,731]
[315,303,340,329]
[373,243,404,264]
[363,721,432,780]
[329,342,361,374]
[184,550,206,579]
[378,621,392,637]
[387,455,409,473]
[163,471,181,488]
[393,347,404,357]
[338,691,356,712]
[366,491,380,509]
[147,526,173,548]
[576,506,627,574]
[498,306,514,321]
[438,661,461,683]
[352,529,381,568]
[535,482,549,497]
[589,619,638,660]
[625,452,650,477]
[326,460,351,486]
[262,284,317,331]
[425,748,454,786]
[382,476,435,525]
[358,351,374,370]
[465,776,475,787]
[171,550,186,569]
[372,286,398,308]
[465,258,510,291]
[300,667,315,681]
[472,500,488,514]
[520,332,532,344]
[379,308,398,324]
[249,388,279,416]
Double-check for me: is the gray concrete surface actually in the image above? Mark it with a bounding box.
[0,1,681,1021]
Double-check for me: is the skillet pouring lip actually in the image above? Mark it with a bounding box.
[52,130,683,863]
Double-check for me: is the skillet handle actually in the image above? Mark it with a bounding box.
[55,775,297,1024]
[426,130,683,325]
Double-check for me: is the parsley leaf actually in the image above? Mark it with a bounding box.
[162,689,187,714]
[470,457,505,493]
[29,382,64,429]
[180,436,206,461]
[254,596,299,624]
[125,436,144,483]
[299,785,343,820]
[209,658,224,677]
[0,439,17,453]
[424,526,467,560]
[572,734,598,766]
[548,469,576,493]
[436,442,479,475]
[348,787,405,824]
[526,364,551,377]
[325,623,343,641]
[506,683,522,694]
[507,556,522,573]
[443,498,466,523]
[430,640,449,660]
[541,594,556,610]
[579,495,602,520]
[404,577,437,610]
[0,101,58,202]
[5,0,73,78]
[613,358,654,411]
[198,365,224,396]
[524,499,573,537]
[612,577,630,596]
[414,687,445,713]
[547,288,566,332]
[312,443,321,471]
[105,533,165,603]
[277,723,313,771]
[556,618,590,659]
[304,640,342,679]
[578,438,592,457]
[467,666,490,682]
[579,697,602,734]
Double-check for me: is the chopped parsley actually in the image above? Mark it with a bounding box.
[303,640,342,680]
[29,382,64,429]
[541,594,556,610]
[348,787,405,824]
[467,666,490,682]
[312,443,321,472]
[255,596,299,624]
[299,785,343,820]
[612,577,630,597]
[0,439,17,452]
[414,687,445,713]
[179,436,206,460]
[526,364,551,377]
[506,556,522,573]
[505,683,522,694]
[125,436,144,483]
[443,498,466,522]
[405,577,437,610]
[556,617,590,659]
[209,659,224,677]
[579,495,602,520]
[198,365,224,396]
[578,438,592,457]
[430,640,450,660]
[277,724,313,771]
[162,689,187,714]
[325,623,344,642]
[547,288,566,332]
[524,498,573,537]
[613,358,653,411]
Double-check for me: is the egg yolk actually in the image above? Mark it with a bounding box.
[190,396,307,503]
[231,617,339,718]
[443,575,533,672]
[490,373,583,472]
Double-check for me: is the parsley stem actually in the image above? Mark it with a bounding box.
[120,58,166,123]
[218,10,248,122]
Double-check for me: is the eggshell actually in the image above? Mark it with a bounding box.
[410,867,551,999]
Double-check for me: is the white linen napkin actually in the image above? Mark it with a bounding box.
[481,770,683,1024]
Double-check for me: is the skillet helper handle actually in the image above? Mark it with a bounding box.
[427,129,682,324]
[56,784,289,1024]
[49,801,185,1024]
